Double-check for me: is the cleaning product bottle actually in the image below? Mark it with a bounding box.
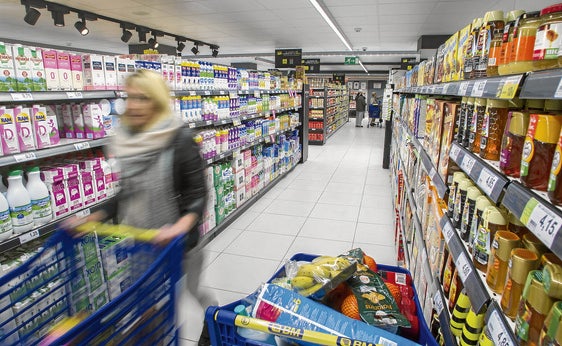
[26,167,52,226]
[233,304,273,342]
[0,188,13,241]
[7,170,33,234]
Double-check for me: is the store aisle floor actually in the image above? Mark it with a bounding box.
[179,121,395,345]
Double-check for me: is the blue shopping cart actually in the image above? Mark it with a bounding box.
[0,224,184,345]
[369,101,382,128]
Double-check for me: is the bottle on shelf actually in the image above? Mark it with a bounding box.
[26,167,52,227]
[473,206,508,272]
[548,120,562,205]
[462,306,486,345]
[460,186,482,242]
[501,11,542,75]
[533,4,562,71]
[448,172,468,218]
[542,263,562,300]
[448,267,464,311]
[480,99,509,161]
[472,11,505,79]
[468,196,493,254]
[485,230,521,294]
[496,10,526,75]
[0,186,13,242]
[460,97,475,148]
[464,18,484,79]
[486,28,504,77]
[453,177,474,229]
[7,170,33,234]
[468,98,487,153]
[501,248,540,320]
[523,232,549,258]
[540,302,562,345]
[450,290,471,337]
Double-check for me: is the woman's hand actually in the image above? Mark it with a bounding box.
[153,212,199,245]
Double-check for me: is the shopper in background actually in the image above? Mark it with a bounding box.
[65,69,215,345]
[355,91,366,127]
[368,92,382,127]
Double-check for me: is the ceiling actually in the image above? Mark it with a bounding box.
[0,0,556,78]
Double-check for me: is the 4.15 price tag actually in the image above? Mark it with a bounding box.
[521,198,561,248]
[488,310,511,346]
[477,168,499,196]
[19,229,40,244]
[461,156,476,174]
[455,252,473,283]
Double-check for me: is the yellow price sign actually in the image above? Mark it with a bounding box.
[497,75,523,99]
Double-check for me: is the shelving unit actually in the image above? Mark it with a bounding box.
[307,86,349,145]
[392,67,562,345]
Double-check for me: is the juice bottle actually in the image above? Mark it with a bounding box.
[497,10,526,75]
[473,206,508,272]
[520,113,562,191]
[461,97,475,148]
[504,11,542,74]
[464,18,483,79]
[468,196,493,254]
[533,4,562,71]
[469,98,487,154]
[501,248,540,320]
[473,11,505,79]
[480,99,509,160]
[460,186,482,242]
[486,230,521,293]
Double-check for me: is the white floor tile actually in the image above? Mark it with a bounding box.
[358,206,396,225]
[276,188,323,203]
[353,242,397,266]
[310,203,360,222]
[324,182,364,194]
[287,178,329,192]
[246,197,274,213]
[354,222,395,246]
[246,213,306,236]
[261,184,286,199]
[295,171,333,182]
[362,193,393,208]
[228,211,261,230]
[285,236,353,259]
[299,218,356,242]
[204,227,244,252]
[223,230,295,260]
[318,190,363,206]
[264,199,316,217]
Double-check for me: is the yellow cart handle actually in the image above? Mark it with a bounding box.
[73,221,160,242]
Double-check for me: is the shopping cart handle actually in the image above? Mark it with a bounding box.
[70,221,160,242]
[217,310,384,346]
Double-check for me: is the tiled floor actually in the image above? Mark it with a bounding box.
[179,121,395,345]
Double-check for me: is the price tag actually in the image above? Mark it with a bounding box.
[219,90,225,95]
[433,291,445,315]
[265,136,272,144]
[477,168,499,196]
[233,118,242,126]
[188,122,196,128]
[74,141,91,151]
[455,252,473,283]
[521,198,561,248]
[207,158,213,165]
[66,91,83,99]
[442,84,451,95]
[461,155,476,174]
[472,80,487,97]
[488,310,511,346]
[254,91,261,98]
[442,222,455,244]
[219,153,225,159]
[204,91,211,95]
[19,229,40,244]
[116,91,128,98]
[75,208,91,218]
[556,78,562,98]
[229,92,238,99]
[11,93,33,101]
[205,120,213,125]
[498,75,522,99]
[450,145,461,161]
[458,82,470,96]
[14,152,37,163]
[429,167,437,180]
[190,91,197,96]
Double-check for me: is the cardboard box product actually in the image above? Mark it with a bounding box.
[42,104,60,145]
[31,105,50,149]
[438,102,460,180]
[98,234,133,279]
[79,169,97,207]
[29,48,46,91]
[106,265,132,300]
[41,168,69,219]
[41,49,59,90]
[235,187,245,207]
[0,42,17,91]
[234,169,245,188]
[60,164,84,212]
[455,24,472,81]
[60,103,75,139]
[82,103,105,139]
[82,54,105,90]
[442,32,459,83]
[14,106,35,152]
[71,103,86,139]
[70,54,84,90]
[56,51,72,90]
[12,45,33,92]
[103,56,117,90]
[430,100,447,168]
[0,107,19,154]
[116,58,127,90]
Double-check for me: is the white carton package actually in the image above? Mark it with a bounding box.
[106,265,132,300]
[0,107,20,155]
[41,168,70,219]
[42,49,59,90]
[60,104,74,139]
[82,54,105,90]
[31,105,50,149]
[42,104,60,145]
[235,188,245,207]
[116,58,128,90]
[0,42,17,92]
[234,170,245,188]
[29,47,46,91]
[70,54,84,90]
[98,234,133,280]
[56,51,72,90]
[103,56,117,90]
[82,103,105,140]
[11,45,33,92]
[14,106,35,152]
[71,103,85,139]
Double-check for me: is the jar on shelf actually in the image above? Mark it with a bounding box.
[473,11,505,79]
[468,195,494,254]
[461,97,475,147]
[523,232,549,258]
[480,99,509,160]
[515,270,555,346]
[448,171,468,217]
[548,123,562,205]
[543,263,562,300]
[464,18,484,79]
[486,28,504,77]
[520,112,562,191]
[540,302,562,345]
[442,251,455,296]
[501,248,540,320]
[541,252,562,270]
[533,4,562,71]
[507,212,530,237]
[460,186,482,242]
[496,10,526,75]
[462,306,486,345]
[468,98,487,153]
[448,267,464,310]
[457,97,469,144]
[502,11,542,75]
[485,230,521,294]
[473,206,508,272]
[453,177,474,229]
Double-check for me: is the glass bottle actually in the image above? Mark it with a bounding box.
[541,252,562,270]
[497,10,526,75]
[515,270,555,345]
[460,186,482,242]
[473,11,505,79]
[486,230,521,293]
[468,196,493,254]
[448,172,468,218]
[504,11,542,74]
[469,98,487,154]
[539,302,562,345]
[448,267,464,311]
[442,251,455,296]
[501,248,540,320]
[473,206,508,272]
[486,28,504,76]
[523,233,549,258]
[480,99,509,160]
[548,124,562,205]
[461,97,475,147]
[543,263,562,300]
[520,113,562,191]
[508,212,530,237]
[457,97,469,144]
[453,178,474,229]
[465,18,483,79]
[533,4,562,71]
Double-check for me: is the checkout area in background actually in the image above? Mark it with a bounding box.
[348,80,386,119]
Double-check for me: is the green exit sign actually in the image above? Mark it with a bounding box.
[344,56,357,65]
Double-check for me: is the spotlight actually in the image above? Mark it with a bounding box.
[191,44,199,55]
[148,36,159,49]
[212,49,219,57]
[74,16,88,36]
[24,7,41,26]
[121,28,132,43]
[51,10,65,27]
[137,27,148,43]
[176,41,185,52]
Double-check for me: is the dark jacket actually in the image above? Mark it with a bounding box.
[355,94,366,111]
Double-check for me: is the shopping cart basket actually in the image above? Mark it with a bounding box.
[0,222,184,345]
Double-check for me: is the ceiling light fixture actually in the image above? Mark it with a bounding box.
[121,28,132,42]
[137,27,148,43]
[148,36,159,49]
[176,39,186,53]
[211,45,219,57]
[74,14,88,35]
[307,0,352,51]
[48,4,69,27]
[191,43,199,55]
[24,7,41,25]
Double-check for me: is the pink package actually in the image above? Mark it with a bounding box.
[60,164,83,212]
[42,49,60,90]
[82,103,105,139]
[70,54,83,90]
[56,51,72,90]
[32,105,50,149]
[60,104,74,139]
[80,170,97,207]
[14,106,35,152]
[43,105,60,145]
[0,107,20,154]
[71,104,85,139]
[93,167,106,201]
[41,168,69,218]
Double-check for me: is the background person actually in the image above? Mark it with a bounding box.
[355,91,366,127]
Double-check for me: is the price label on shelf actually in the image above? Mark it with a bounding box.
[433,291,445,315]
[477,168,499,196]
[74,142,91,151]
[75,208,91,218]
[219,153,225,159]
[19,229,40,244]
[207,158,213,165]
[233,118,242,126]
[10,93,33,101]
[429,167,437,181]
[205,120,213,126]
[14,152,37,163]
[555,78,562,98]
[190,91,197,96]
[488,310,511,346]
[521,198,562,248]
[498,75,523,99]
[442,84,451,95]
[461,155,476,174]
[442,222,455,244]
[458,82,470,96]
[450,145,461,161]
[455,252,473,283]
[229,92,238,99]
[219,90,225,95]
[472,80,487,97]
[204,91,211,95]
[116,91,128,98]
[254,91,261,98]
[66,92,83,99]
[188,122,196,128]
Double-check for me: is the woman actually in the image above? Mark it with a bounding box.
[355,91,366,127]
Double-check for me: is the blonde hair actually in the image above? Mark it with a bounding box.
[124,69,171,126]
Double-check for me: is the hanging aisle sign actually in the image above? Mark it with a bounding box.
[275,49,302,68]
[301,59,320,73]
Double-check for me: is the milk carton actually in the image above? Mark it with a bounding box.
[41,49,60,90]
[0,107,19,154]
[60,104,74,139]
[41,168,69,219]
[71,103,85,139]
[82,103,104,139]
[126,59,136,77]
[174,57,182,90]
[14,106,35,152]
[82,159,106,202]
[60,164,83,212]
[103,56,117,90]
[116,58,127,90]
[82,54,105,90]
[79,169,96,207]
[43,105,60,146]
[12,45,33,92]
[29,48,46,91]
[0,42,17,91]
[56,51,72,90]
[31,105,50,149]
[70,54,83,90]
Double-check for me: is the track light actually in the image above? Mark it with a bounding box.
[121,28,132,43]
[148,36,159,49]
[24,6,41,25]
[74,16,88,35]
[191,44,199,55]
[210,45,219,57]
[137,27,148,43]
[176,41,185,52]
[51,10,64,26]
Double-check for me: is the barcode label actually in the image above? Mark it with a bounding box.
[11,92,33,101]
[74,142,91,151]
[443,222,455,244]
[66,92,83,99]
[459,82,470,96]
[488,310,511,346]
[434,291,445,315]
[14,152,37,163]
[461,156,476,174]
[450,145,461,161]
[395,273,407,286]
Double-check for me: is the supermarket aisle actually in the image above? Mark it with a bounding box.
[179,122,395,345]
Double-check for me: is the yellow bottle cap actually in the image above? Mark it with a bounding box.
[494,231,521,262]
[482,206,508,226]
[543,263,562,300]
[475,195,493,212]
[510,248,540,284]
[485,10,505,23]
[523,233,549,257]
[508,111,530,137]
[506,10,525,23]
[526,270,555,315]
[478,328,494,346]
[533,114,562,144]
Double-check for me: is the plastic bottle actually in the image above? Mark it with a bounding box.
[501,248,540,320]
[460,186,482,242]
[487,28,504,76]
[540,302,562,345]
[468,196,493,254]
[502,11,542,75]
[448,172,467,217]
[464,18,483,79]
[457,97,469,144]
[548,121,562,205]
[453,178,474,229]
[533,4,562,71]
[473,11,505,79]
[486,230,521,294]
[469,98,487,154]
[496,10,526,75]
[0,187,13,241]
[448,267,464,310]
[26,167,52,226]
[0,174,7,197]
[473,206,508,272]
[461,98,475,147]
[7,170,33,234]
[480,99,509,160]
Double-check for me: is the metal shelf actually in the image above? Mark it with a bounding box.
[0,90,118,103]
[186,106,301,129]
